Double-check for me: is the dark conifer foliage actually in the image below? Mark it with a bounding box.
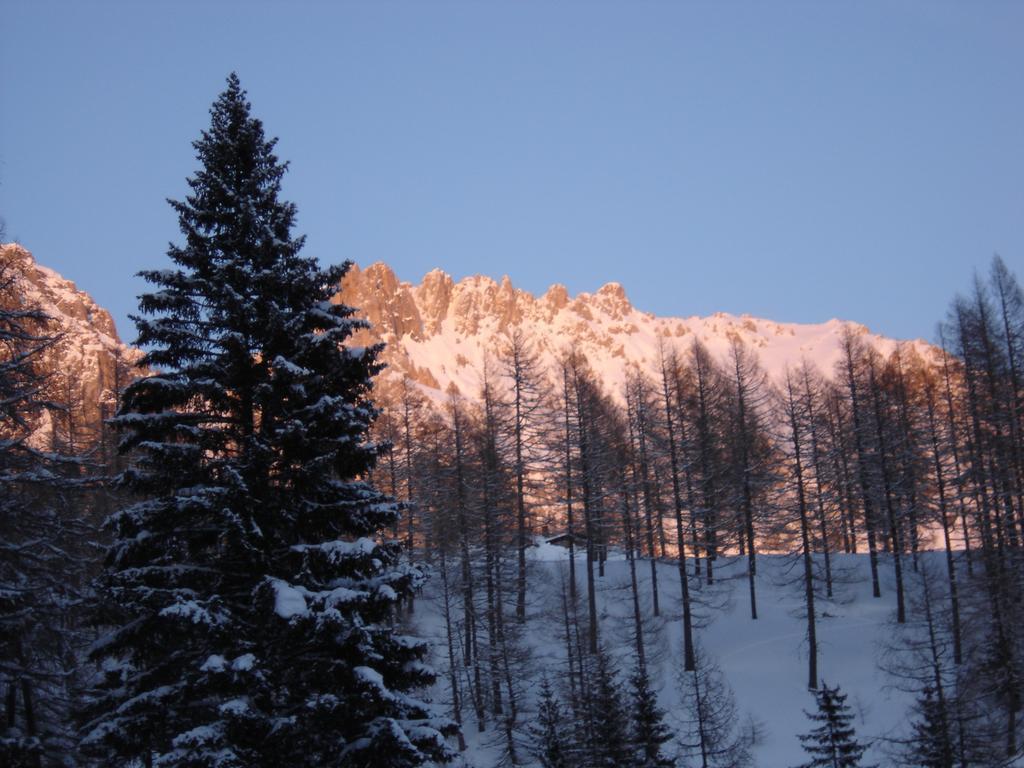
[80,75,454,767]
[795,683,871,768]
[629,664,674,768]
[586,647,635,768]
[529,677,571,768]
[904,687,955,768]
[0,248,81,766]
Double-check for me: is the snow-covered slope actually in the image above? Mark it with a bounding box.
[1,243,140,444]
[415,549,921,766]
[337,262,935,400]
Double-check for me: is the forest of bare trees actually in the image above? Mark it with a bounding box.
[367,255,1024,766]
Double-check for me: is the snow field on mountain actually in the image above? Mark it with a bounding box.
[415,549,928,766]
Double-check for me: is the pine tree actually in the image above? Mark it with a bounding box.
[80,74,455,767]
[0,245,87,767]
[903,687,954,768]
[529,677,571,768]
[629,664,674,768]
[795,683,872,768]
[587,648,635,768]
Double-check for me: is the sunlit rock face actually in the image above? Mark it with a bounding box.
[335,261,935,402]
[4,244,933,431]
[1,243,141,448]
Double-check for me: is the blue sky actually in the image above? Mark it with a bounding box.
[2,1,1022,342]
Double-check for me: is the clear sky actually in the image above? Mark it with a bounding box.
[2,1,1022,343]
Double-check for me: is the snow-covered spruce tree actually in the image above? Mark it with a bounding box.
[586,647,636,768]
[529,677,571,768]
[902,687,955,768]
[80,74,455,767]
[629,664,674,768]
[795,683,872,768]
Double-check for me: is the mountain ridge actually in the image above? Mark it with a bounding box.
[335,260,936,400]
[2,244,936,421]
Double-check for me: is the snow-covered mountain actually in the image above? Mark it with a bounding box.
[1,243,139,445]
[5,246,935,438]
[336,261,935,400]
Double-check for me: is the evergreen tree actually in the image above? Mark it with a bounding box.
[529,677,571,768]
[0,245,87,766]
[588,648,635,768]
[629,664,674,768]
[795,683,871,768]
[80,74,454,767]
[903,687,954,768]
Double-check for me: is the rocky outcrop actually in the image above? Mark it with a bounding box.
[335,262,935,403]
[1,244,140,448]
[3,245,933,429]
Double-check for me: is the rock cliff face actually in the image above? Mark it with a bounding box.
[3,245,933,435]
[1,244,140,448]
[336,262,935,401]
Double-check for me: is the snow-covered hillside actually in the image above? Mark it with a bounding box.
[414,549,926,767]
[337,262,936,401]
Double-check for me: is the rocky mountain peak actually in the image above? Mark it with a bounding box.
[593,281,631,319]
[4,247,933,430]
[542,283,569,312]
[1,243,141,447]
[332,262,934,404]
[336,261,422,340]
[417,268,455,334]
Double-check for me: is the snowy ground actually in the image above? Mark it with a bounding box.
[414,545,931,766]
